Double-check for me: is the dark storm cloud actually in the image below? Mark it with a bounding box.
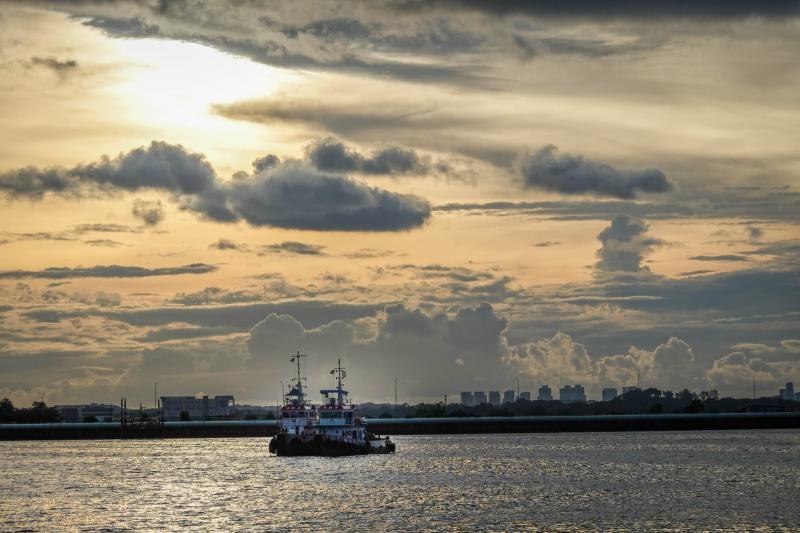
[198,164,431,231]
[0,141,216,198]
[260,241,326,256]
[596,214,664,272]
[421,0,800,19]
[131,198,165,226]
[305,137,424,175]
[520,145,673,199]
[0,263,217,279]
[0,142,432,232]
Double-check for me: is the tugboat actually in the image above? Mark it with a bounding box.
[268,353,395,456]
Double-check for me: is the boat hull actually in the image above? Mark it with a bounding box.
[269,433,395,456]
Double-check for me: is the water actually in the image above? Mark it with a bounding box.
[1,430,799,532]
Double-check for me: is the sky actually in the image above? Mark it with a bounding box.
[0,0,799,407]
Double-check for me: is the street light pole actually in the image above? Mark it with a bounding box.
[154,381,158,421]
[394,377,398,418]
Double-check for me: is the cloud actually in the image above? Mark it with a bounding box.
[29,56,78,74]
[505,332,595,385]
[0,141,216,199]
[747,225,764,241]
[596,337,705,391]
[131,199,165,226]
[252,154,280,172]
[73,223,143,234]
[705,351,800,393]
[689,254,749,262]
[533,241,561,247]
[595,214,664,272]
[1,141,432,232]
[428,1,800,19]
[519,145,673,199]
[260,241,326,256]
[200,163,431,231]
[0,263,217,279]
[84,239,125,247]
[169,287,262,306]
[433,186,800,223]
[209,238,242,250]
[305,137,425,175]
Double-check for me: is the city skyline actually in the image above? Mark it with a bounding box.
[1,2,799,408]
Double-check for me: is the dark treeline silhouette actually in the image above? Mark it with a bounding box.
[358,388,800,418]
[0,398,59,423]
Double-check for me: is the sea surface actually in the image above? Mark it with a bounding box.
[1,430,799,532]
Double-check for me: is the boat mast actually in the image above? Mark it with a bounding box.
[332,357,347,405]
[290,351,309,405]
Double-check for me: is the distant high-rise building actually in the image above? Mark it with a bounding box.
[503,390,515,404]
[559,384,586,403]
[602,388,618,402]
[160,395,234,420]
[537,385,553,401]
[622,386,641,395]
[519,392,531,401]
[460,391,474,406]
[781,382,795,401]
[489,391,501,405]
[474,391,487,405]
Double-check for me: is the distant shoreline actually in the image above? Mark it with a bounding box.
[1,412,798,441]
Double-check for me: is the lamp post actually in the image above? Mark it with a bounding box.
[154,381,158,421]
[394,377,398,418]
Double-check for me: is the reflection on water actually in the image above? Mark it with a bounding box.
[1,430,799,531]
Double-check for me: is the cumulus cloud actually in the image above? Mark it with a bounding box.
[505,332,595,385]
[507,333,709,392]
[595,214,664,272]
[131,199,165,226]
[305,137,425,175]
[706,351,782,391]
[0,141,432,232]
[596,337,705,391]
[200,163,431,231]
[519,145,673,199]
[0,263,217,279]
[252,154,280,172]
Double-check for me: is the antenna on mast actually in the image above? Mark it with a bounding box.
[289,351,309,404]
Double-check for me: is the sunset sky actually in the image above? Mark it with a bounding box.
[1,1,799,407]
